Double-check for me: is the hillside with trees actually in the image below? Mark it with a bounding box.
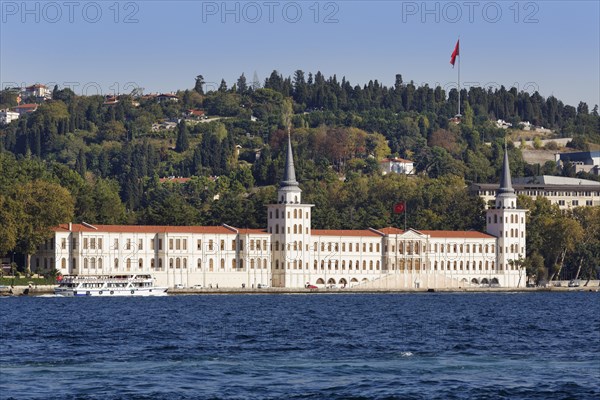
[1,70,599,282]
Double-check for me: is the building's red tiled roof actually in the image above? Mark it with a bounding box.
[237,228,268,234]
[380,157,413,163]
[311,229,382,237]
[187,109,205,116]
[13,103,38,109]
[54,224,235,235]
[418,230,495,239]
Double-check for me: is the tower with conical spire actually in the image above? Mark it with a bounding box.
[267,134,314,287]
[486,144,527,287]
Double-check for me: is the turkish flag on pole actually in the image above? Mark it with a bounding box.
[450,39,460,67]
[393,202,406,214]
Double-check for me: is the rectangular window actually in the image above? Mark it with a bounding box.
[232,240,236,251]
[197,239,202,250]
[176,239,181,250]
[183,239,187,250]
[158,239,163,250]
[151,239,155,250]
[114,238,118,250]
[61,238,66,249]
[72,238,77,250]
[138,239,143,251]
[209,240,213,251]
[98,238,102,250]
[220,240,225,251]
[83,238,88,249]
[90,238,96,249]
[169,239,173,250]
[239,240,243,251]
[127,239,131,250]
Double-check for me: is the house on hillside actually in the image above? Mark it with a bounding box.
[12,103,39,115]
[556,151,600,175]
[0,109,19,125]
[156,93,180,103]
[23,84,51,100]
[379,157,415,175]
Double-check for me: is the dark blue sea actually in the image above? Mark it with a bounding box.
[1,292,599,400]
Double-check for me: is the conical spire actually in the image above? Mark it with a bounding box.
[498,143,514,195]
[281,134,299,188]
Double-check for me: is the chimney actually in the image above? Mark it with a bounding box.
[69,222,72,231]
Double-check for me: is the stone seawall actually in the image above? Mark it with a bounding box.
[4,283,597,296]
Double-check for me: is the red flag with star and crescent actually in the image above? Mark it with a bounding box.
[450,39,460,67]
[394,202,406,214]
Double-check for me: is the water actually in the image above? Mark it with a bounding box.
[1,292,599,399]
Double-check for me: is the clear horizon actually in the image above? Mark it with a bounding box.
[1,1,599,108]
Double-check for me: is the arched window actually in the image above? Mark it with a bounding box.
[328,260,332,270]
[321,260,324,270]
[128,258,133,270]
[376,261,380,270]
[84,258,88,269]
[348,260,353,270]
[61,258,66,269]
[158,258,163,270]
[209,259,214,271]
[342,260,346,270]
[90,258,96,269]
[232,259,236,269]
[250,259,255,269]
[98,258,103,269]
[299,224,302,233]
[220,258,224,269]
[183,258,187,269]
[293,225,297,234]
[314,260,317,270]
[294,209,297,218]
[138,258,143,268]
[363,261,366,270]
[294,195,298,203]
[176,258,181,269]
[434,261,438,270]
[335,260,339,270]
[114,258,118,269]
[151,259,155,269]
[275,260,279,269]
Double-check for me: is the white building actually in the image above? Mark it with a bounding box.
[33,139,526,289]
[380,157,415,175]
[23,84,51,100]
[0,109,19,125]
[472,175,600,209]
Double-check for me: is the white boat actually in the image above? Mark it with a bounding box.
[54,274,168,297]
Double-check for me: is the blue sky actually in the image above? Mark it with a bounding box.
[1,1,599,107]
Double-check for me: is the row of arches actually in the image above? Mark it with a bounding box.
[314,277,369,286]
[313,259,381,271]
[434,260,496,271]
[463,277,500,285]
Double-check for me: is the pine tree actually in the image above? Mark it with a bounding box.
[175,121,189,153]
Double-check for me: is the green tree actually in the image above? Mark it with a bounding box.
[15,180,75,272]
[175,121,190,152]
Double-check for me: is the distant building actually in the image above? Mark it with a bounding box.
[0,109,19,125]
[156,93,179,103]
[380,157,415,175]
[185,109,205,119]
[471,175,600,209]
[496,119,512,129]
[151,121,177,132]
[23,84,51,100]
[103,96,119,105]
[556,151,600,175]
[12,103,39,115]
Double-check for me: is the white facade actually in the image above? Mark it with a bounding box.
[33,140,526,289]
[380,158,415,175]
[0,109,19,125]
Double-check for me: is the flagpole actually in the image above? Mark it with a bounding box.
[457,38,461,116]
